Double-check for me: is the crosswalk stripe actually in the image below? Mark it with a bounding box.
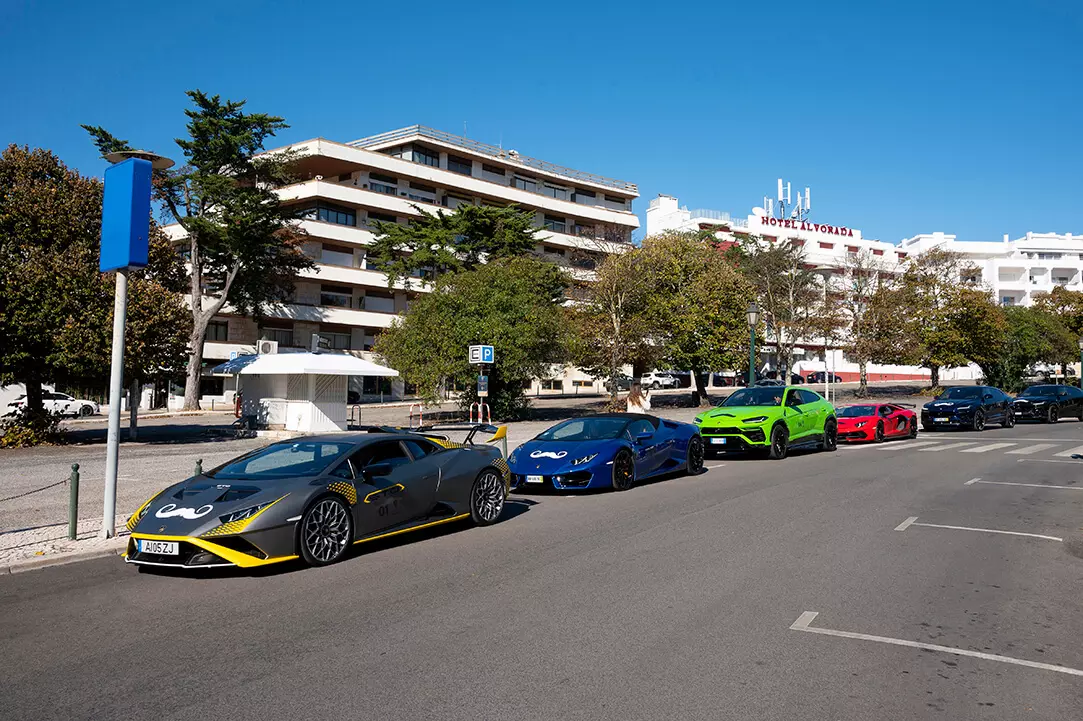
[1006,443,1059,455]
[919,441,979,452]
[1054,445,1083,458]
[873,440,942,451]
[960,442,1017,453]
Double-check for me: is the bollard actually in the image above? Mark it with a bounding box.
[68,463,80,540]
[195,458,203,476]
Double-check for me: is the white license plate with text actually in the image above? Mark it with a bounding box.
[526,475,544,484]
[934,417,949,423]
[710,437,727,445]
[138,540,178,555]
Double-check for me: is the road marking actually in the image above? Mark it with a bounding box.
[894,516,918,531]
[960,442,1017,453]
[966,479,1083,491]
[918,441,978,452]
[873,440,942,451]
[704,465,725,470]
[1053,444,1083,457]
[1005,443,1059,455]
[895,516,1062,542]
[789,611,1083,677]
[1017,459,1083,465]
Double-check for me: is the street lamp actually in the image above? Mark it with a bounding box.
[99,149,173,538]
[747,302,759,386]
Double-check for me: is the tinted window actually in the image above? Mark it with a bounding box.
[1025,385,1059,397]
[404,439,438,459]
[536,418,629,441]
[329,461,355,480]
[839,405,878,417]
[940,387,981,400]
[785,391,802,407]
[796,389,821,405]
[722,388,784,407]
[354,441,411,471]
[626,419,654,438]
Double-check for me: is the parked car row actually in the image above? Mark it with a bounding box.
[5,391,99,417]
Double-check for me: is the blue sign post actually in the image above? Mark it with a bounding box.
[98,156,157,538]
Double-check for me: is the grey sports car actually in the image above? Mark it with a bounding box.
[124,425,510,569]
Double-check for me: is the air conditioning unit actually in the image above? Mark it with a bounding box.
[258,340,279,355]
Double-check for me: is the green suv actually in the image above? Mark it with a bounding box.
[695,386,838,460]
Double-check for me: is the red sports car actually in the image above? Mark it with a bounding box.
[836,403,918,442]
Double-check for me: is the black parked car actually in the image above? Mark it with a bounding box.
[805,371,844,384]
[604,374,634,392]
[1012,384,1083,423]
[921,385,1015,431]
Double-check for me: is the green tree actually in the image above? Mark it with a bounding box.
[1031,286,1083,380]
[83,90,313,410]
[568,248,656,407]
[638,232,755,404]
[835,250,896,396]
[978,306,1073,391]
[736,235,821,383]
[367,204,539,290]
[374,257,569,419]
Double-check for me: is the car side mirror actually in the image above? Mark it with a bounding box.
[636,432,653,444]
[362,462,392,480]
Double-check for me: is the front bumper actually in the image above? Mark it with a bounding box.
[698,425,768,451]
[921,410,974,427]
[837,425,874,441]
[1011,403,1047,419]
[511,469,598,491]
[125,534,297,569]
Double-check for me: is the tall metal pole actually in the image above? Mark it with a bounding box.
[102,267,129,538]
[749,327,756,387]
[824,280,830,403]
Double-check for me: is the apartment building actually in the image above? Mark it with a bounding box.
[185,126,639,401]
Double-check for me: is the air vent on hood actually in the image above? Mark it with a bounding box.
[174,483,215,499]
[217,487,260,503]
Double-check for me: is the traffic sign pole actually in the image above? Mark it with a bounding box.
[101,267,129,537]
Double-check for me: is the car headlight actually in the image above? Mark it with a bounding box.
[126,491,163,530]
[855,421,866,428]
[508,446,523,464]
[742,416,768,424]
[220,501,276,524]
[571,454,598,466]
[956,405,973,411]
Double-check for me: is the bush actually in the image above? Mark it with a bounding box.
[0,408,66,448]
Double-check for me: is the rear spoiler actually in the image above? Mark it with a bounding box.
[387,423,503,445]
[894,402,917,408]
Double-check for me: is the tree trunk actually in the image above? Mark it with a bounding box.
[858,361,869,398]
[22,371,44,414]
[692,369,708,406]
[1060,362,1067,384]
[129,378,140,442]
[182,317,209,411]
[930,365,940,389]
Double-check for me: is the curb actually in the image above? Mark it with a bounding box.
[2,541,127,575]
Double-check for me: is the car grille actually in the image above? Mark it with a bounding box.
[701,427,766,443]
[127,539,231,567]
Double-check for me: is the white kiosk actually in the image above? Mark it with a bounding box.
[219,352,399,433]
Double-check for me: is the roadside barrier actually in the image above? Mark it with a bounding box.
[469,402,491,425]
[408,404,424,428]
[0,463,82,540]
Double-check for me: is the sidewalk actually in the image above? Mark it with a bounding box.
[0,514,128,573]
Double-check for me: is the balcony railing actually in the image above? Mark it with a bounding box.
[347,125,638,193]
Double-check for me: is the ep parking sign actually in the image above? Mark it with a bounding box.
[468,345,495,364]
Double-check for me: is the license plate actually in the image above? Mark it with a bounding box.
[934,417,949,423]
[710,437,727,445]
[526,475,544,484]
[1015,411,1022,415]
[138,540,178,555]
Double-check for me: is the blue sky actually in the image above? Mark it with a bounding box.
[2,0,1080,243]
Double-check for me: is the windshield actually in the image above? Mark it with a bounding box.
[536,418,629,441]
[839,405,878,417]
[1023,386,1059,397]
[939,387,981,400]
[722,388,785,407]
[210,441,352,480]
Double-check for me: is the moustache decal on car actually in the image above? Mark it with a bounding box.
[530,450,568,459]
[155,503,214,520]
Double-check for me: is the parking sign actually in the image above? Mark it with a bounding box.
[468,345,495,364]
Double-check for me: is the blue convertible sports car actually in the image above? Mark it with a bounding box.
[508,414,704,491]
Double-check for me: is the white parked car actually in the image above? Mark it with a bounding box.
[640,371,679,390]
[7,392,99,417]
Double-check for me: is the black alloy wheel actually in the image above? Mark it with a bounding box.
[299,496,353,567]
[768,425,789,460]
[1047,406,1059,424]
[972,409,986,432]
[874,422,885,443]
[820,419,838,452]
[1002,409,1015,428]
[909,418,919,438]
[686,436,705,475]
[612,449,635,491]
[79,404,93,417]
[470,469,506,525]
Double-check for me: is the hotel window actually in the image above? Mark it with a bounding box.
[819,242,834,249]
[543,215,567,233]
[482,163,506,177]
[321,245,355,267]
[447,155,473,176]
[369,173,398,195]
[261,326,294,347]
[406,181,436,204]
[319,284,353,309]
[206,320,229,342]
[574,223,596,238]
[412,146,439,167]
[604,195,627,209]
[542,184,570,200]
[573,189,596,203]
[338,173,353,183]
[872,249,884,256]
[541,379,563,391]
[572,380,593,388]
[1001,296,1016,306]
[317,203,355,227]
[846,245,858,253]
[322,331,351,350]
[367,211,398,225]
[513,175,537,193]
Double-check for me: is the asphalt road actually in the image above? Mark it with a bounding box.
[4,417,1082,720]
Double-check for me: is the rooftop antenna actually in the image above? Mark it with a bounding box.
[771,178,812,222]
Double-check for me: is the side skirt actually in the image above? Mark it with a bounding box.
[353,513,471,546]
